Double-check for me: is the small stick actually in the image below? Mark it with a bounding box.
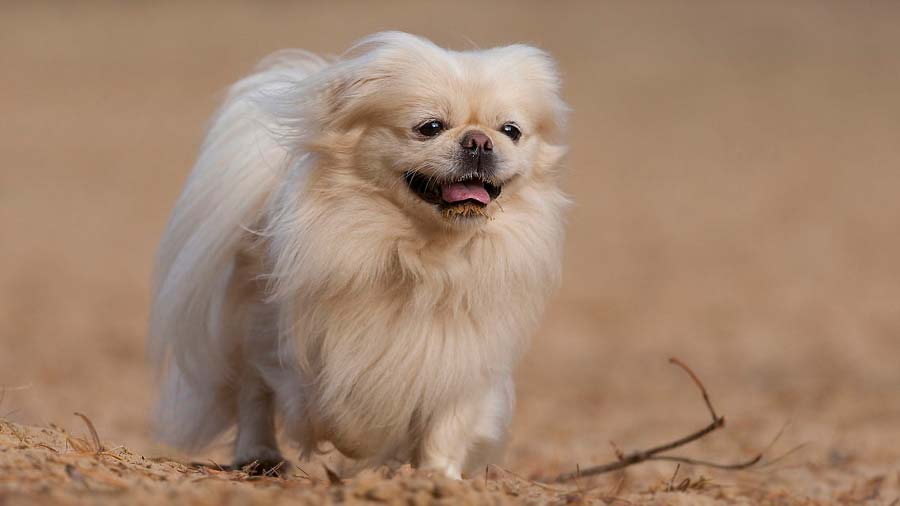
[666,464,681,491]
[262,461,285,478]
[295,465,316,482]
[651,453,762,470]
[551,358,762,482]
[610,441,625,461]
[668,358,718,421]
[73,412,103,454]
[36,443,60,454]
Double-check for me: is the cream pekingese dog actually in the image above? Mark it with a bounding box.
[150,32,568,479]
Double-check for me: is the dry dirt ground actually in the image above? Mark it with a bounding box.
[2,2,899,505]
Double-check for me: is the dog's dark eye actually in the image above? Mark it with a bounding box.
[416,120,444,138]
[500,123,521,142]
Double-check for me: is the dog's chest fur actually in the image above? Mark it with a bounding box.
[259,203,556,460]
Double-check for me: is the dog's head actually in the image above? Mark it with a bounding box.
[307,32,568,229]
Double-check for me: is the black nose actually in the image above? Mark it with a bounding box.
[460,131,493,154]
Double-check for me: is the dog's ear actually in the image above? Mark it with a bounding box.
[322,71,392,127]
[492,45,570,141]
[321,32,443,129]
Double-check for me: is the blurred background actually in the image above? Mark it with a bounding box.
[2,1,898,495]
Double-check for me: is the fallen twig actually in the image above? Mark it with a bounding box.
[551,358,763,482]
[666,463,681,492]
[73,412,103,454]
[295,465,317,483]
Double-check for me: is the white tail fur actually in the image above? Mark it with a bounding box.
[149,52,328,450]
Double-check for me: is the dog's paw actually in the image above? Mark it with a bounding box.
[420,458,462,480]
[233,448,288,476]
[233,457,288,477]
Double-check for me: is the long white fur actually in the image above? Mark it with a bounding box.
[150,32,568,478]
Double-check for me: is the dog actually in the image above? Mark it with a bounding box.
[149,32,569,479]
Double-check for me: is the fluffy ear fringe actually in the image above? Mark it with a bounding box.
[501,44,570,140]
[256,32,570,148]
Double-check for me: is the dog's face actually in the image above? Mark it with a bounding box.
[317,33,567,229]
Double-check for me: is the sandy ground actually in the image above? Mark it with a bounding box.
[2,2,899,504]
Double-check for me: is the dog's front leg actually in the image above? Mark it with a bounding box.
[415,379,513,479]
[415,400,477,479]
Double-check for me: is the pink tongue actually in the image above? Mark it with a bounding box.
[441,182,490,205]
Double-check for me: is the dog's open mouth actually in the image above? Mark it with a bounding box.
[404,171,502,216]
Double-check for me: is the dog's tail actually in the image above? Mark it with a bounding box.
[149,51,328,451]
